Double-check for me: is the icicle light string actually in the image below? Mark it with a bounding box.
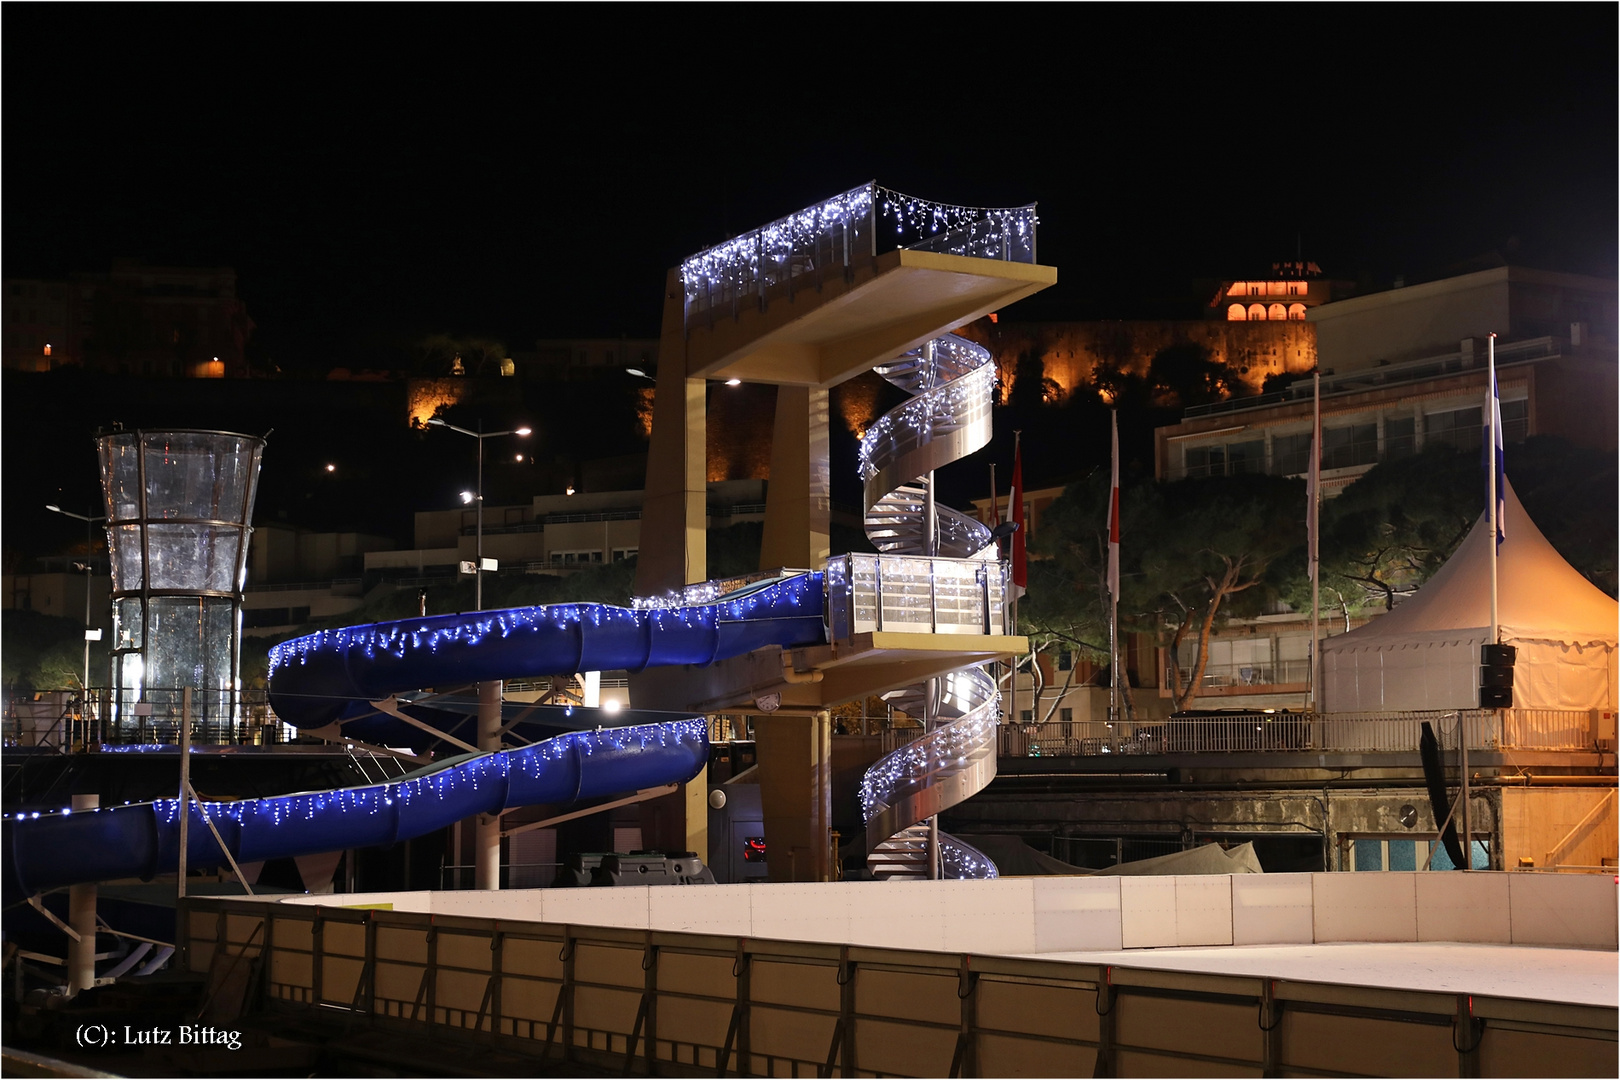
[677,182,1036,309]
[13,719,708,827]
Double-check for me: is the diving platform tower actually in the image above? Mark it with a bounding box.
[632,182,1055,881]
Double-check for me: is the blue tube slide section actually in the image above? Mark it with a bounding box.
[267,573,826,734]
[4,574,827,896]
[4,721,706,897]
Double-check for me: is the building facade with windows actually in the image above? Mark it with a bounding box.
[3,261,252,378]
[1151,265,1617,708]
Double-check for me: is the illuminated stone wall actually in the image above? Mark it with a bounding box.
[974,320,1319,401]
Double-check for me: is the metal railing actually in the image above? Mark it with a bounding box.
[679,182,1039,329]
[1182,336,1563,420]
[1164,659,1312,690]
[245,577,363,594]
[998,708,1601,757]
[4,687,291,750]
[681,181,876,325]
[826,553,1010,640]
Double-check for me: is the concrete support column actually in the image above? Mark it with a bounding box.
[759,385,831,571]
[755,711,833,882]
[637,369,708,595]
[642,764,709,864]
[476,680,503,891]
[68,793,99,996]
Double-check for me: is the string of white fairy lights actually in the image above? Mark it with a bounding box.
[678,182,1037,309]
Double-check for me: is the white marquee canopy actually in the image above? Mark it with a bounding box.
[1321,481,1618,712]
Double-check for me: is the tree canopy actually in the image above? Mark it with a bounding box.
[1027,469,1305,713]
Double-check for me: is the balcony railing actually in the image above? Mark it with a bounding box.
[1164,659,1311,690]
[826,553,1010,640]
[678,182,1037,330]
[999,707,1601,758]
[1182,336,1564,421]
[5,687,293,751]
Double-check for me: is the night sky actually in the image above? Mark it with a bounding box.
[7,9,1615,369]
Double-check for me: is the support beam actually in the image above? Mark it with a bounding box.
[755,711,833,882]
[502,785,677,839]
[476,680,503,891]
[759,385,831,571]
[370,696,481,755]
[637,271,708,597]
[68,794,98,995]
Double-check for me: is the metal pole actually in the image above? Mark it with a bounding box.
[83,513,93,693]
[475,424,484,612]
[177,688,192,899]
[476,680,503,889]
[67,793,98,996]
[1309,372,1321,711]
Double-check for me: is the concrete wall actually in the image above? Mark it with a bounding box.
[985,319,1318,398]
[279,870,1617,954]
[1309,266,1616,373]
[1501,787,1617,870]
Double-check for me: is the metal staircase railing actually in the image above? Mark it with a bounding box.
[856,332,1004,880]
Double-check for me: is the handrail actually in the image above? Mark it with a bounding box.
[1000,708,1600,757]
[1182,336,1564,421]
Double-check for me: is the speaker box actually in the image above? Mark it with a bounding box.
[1479,685,1513,709]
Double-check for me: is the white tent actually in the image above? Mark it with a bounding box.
[1321,481,1618,712]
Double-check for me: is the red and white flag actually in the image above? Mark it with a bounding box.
[1009,433,1027,600]
[1107,410,1121,599]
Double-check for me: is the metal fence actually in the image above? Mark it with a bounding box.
[999,708,1600,758]
[1164,659,1312,691]
[4,686,292,751]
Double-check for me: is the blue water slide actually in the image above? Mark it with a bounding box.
[4,721,707,897]
[4,573,827,897]
[267,572,826,735]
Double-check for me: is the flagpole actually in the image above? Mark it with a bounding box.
[1008,432,1026,739]
[1309,370,1321,711]
[1487,333,1500,648]
[1108,410,1121,741]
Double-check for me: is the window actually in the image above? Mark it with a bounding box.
[1322,423,1378,470]
[1267,303,1288,321]
[1020,710,1033,724]
[1247,304,1267,321]
[1272,432,1311,476]
[1287,281,1309,297]
[1385,416,1415,459]
[1227,303,1248,321]
[1502,399,1529,441]
[1058,650,1073,671]
[1346,837,1489,871]
[1267,281,1288,297]
[1287,303,1307,320]
[1426,406,1482,451]
[612,548,638,561]
[1185,439,1263,478]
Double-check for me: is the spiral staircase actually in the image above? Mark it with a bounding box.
[857,333,1004,880]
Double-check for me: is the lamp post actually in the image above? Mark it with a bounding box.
[45,504,104,692]
[427,419,531,610]
[427,418,530,891]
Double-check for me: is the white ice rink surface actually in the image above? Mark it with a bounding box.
[1022,941,1619,1007]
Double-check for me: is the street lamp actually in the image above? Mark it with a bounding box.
[426,418,531,610]
[45,504,105,692]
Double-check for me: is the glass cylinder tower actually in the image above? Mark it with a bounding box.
[97,429,264,737]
